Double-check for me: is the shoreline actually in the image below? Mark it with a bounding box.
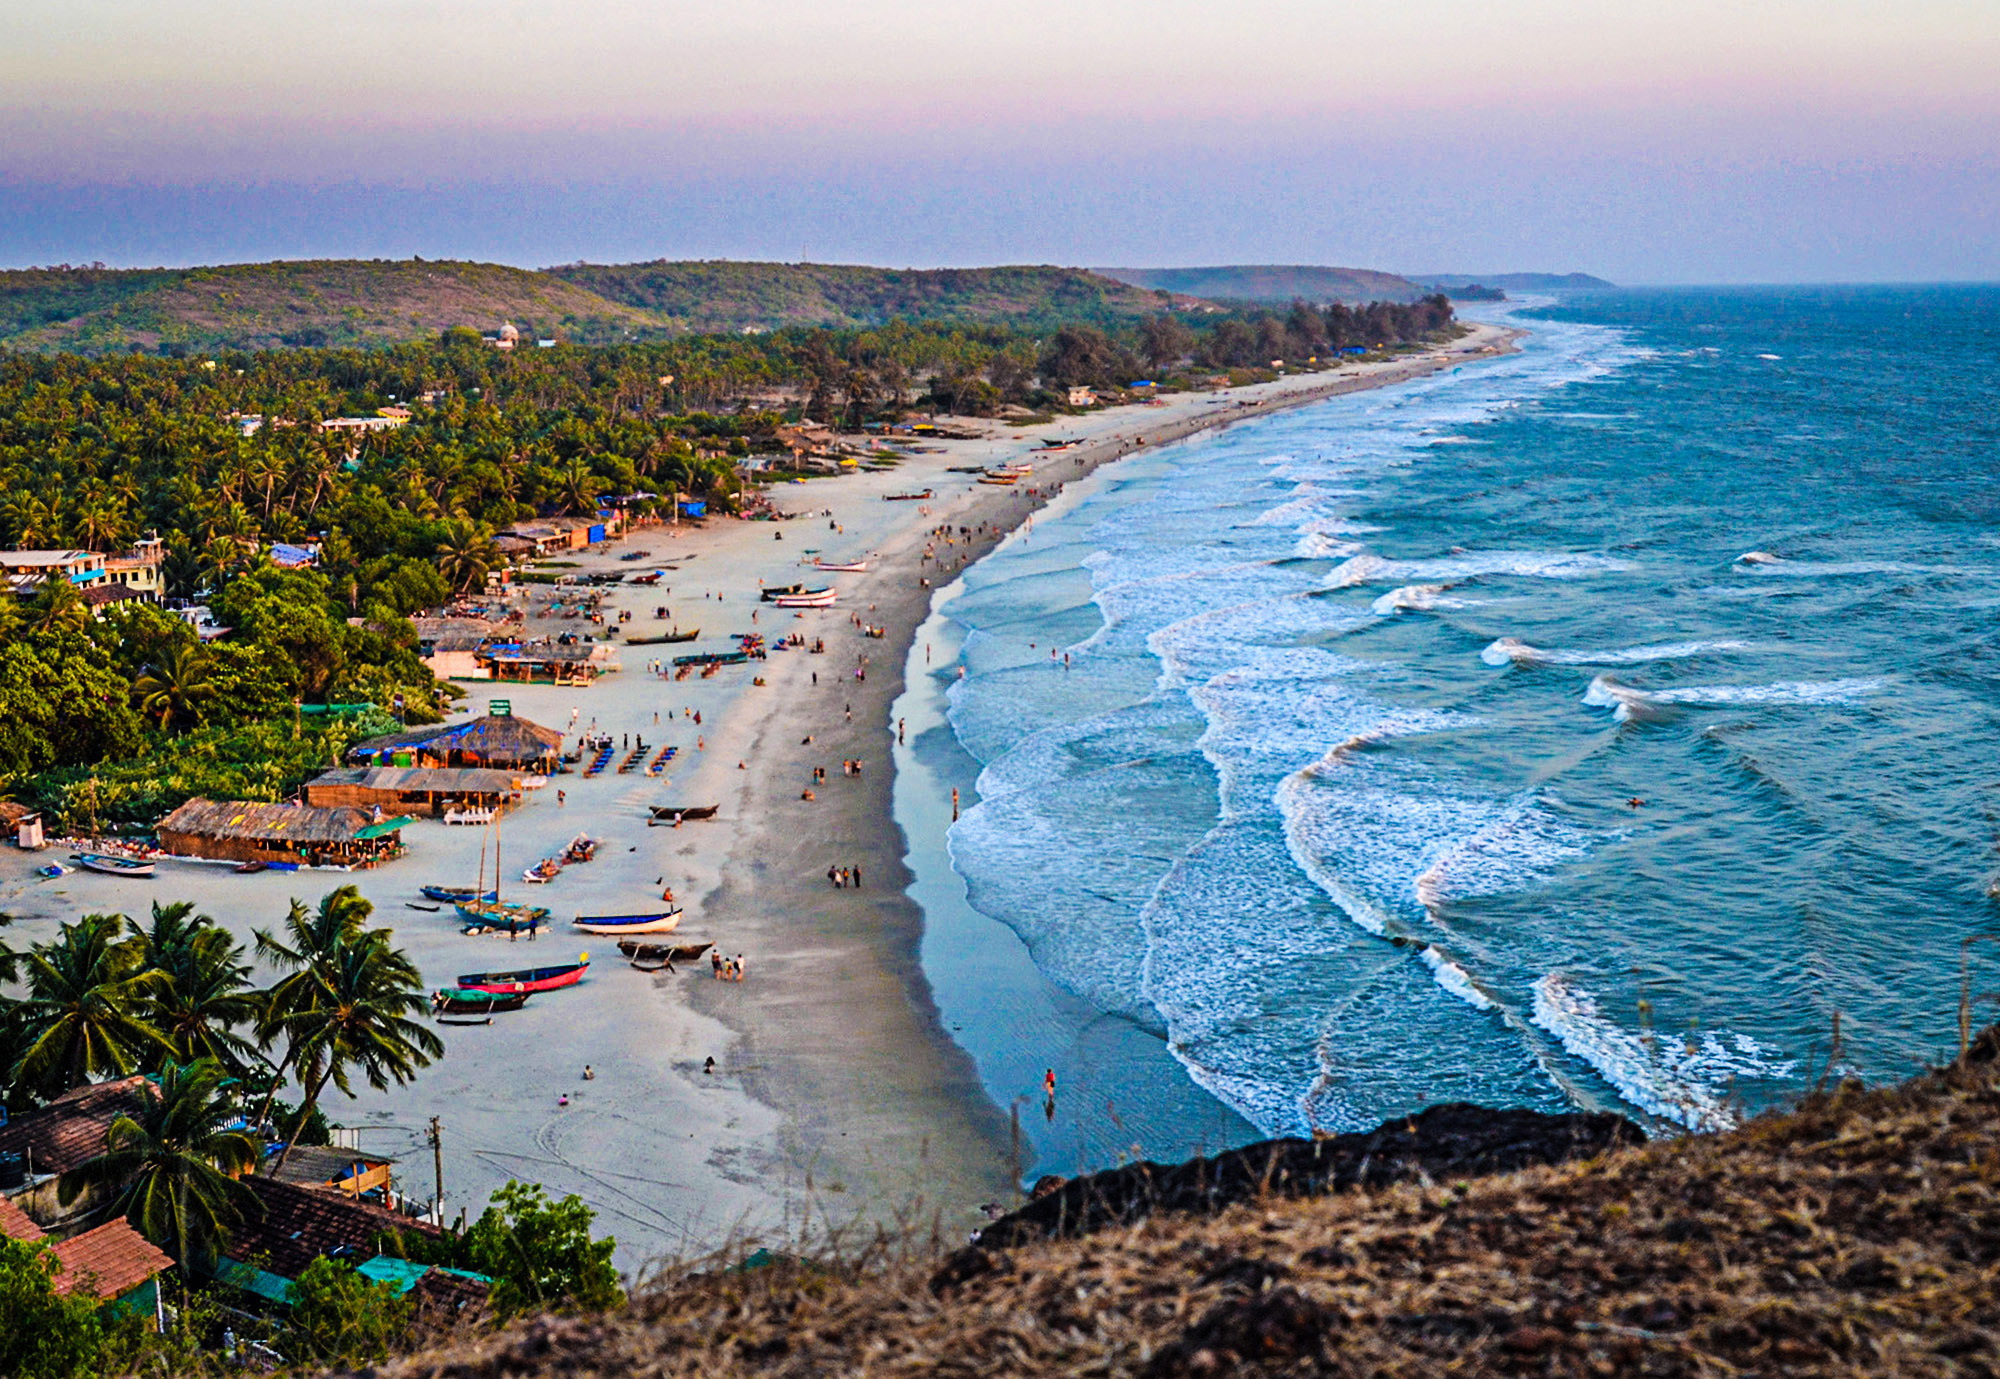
[0,323,1521,1265]
[665,323,1527,1234]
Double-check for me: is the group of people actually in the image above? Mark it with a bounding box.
[826,863,864,889]
[710,949,749,981]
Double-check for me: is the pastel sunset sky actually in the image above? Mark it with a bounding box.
[2,0,1994,279]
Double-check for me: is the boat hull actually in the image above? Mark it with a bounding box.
[423,885,498,903]
[457,959,589,994]
[455,900,552,931]
[573,909,682,936]
[76,853,156,878]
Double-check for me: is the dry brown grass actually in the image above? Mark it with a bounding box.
[355,1039,2000,1379]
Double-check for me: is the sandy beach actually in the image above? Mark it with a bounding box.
[0,324,1515,1271]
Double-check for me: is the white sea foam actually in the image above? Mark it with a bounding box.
[1328,550,1631,588]
[1735,553,1948,577]
[1422,946,1497,1010]
[1584,674,1885,721]
[1295,531,1365,559]
[1482,637,1749,667]
[1532,974,1795,1131]
[1372,584,1470,615]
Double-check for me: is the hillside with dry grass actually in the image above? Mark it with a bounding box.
[0,260,1206,354]
[0,259,659,353]
[358,1030,2000,1379]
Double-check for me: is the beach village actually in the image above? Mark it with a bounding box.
[0,326,1513,1334]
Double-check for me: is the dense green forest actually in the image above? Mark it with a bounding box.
[0,294,1456,820]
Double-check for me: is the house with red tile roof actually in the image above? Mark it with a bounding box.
[1,1194,174,1328]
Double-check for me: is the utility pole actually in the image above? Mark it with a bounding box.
[427,1116,444,1226]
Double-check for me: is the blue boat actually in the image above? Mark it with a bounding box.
[423,885,498,903]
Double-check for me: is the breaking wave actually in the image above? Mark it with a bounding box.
[1531,974,1795,1131]
[1482,636,1750,667]
[1584,674,1885,722]
[1328,550,1631,588]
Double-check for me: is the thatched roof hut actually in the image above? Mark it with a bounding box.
[157,799,413,868]
[303,767,521,817]
[347,713,565,771]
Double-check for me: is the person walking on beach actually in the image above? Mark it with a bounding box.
[711,949,723,979]
[827,864,838,888]
[852,864,862,889]
[734,954,747,981]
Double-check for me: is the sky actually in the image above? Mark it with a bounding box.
[1,0,1995,281]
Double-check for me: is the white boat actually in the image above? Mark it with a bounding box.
[76,852,157,878]
[572,908,683,936]
[773,589,837,608]
[813,559,868,573]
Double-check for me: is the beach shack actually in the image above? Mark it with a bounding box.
[156,799,413,869]
[302,766,521,820]
[346,710,566,772]
[411,617,498,680]
[474,640,612,686]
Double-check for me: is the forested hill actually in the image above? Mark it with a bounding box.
[1094,263,1427,304]
[541,262,1181,333]
[0,259,1195,355]
[1418,271,1616,290]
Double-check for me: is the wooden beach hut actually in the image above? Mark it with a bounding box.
[156,799,414,869]
[302,766,521,819]
[346,711,566,772]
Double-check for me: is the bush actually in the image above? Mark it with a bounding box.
[0,1237,108,1379]
[466,1181,622,1318]
[284,1256,411,1366]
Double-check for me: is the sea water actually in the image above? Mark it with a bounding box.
[897,286,2000,1174]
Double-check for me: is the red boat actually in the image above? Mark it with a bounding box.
[456,956,590,994]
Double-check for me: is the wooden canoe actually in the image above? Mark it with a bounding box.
[75,852,156,878]
[572,909,682,936]
[617,939,713,962]
[457,958,589,993]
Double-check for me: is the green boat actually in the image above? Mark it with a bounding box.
[455,899,551,933]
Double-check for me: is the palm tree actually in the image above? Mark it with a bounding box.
[267,932,441,1174]
[554,457,599,516]
[433,520,498,596]
[133,643,216,731]
[13,914,168,1098]
[132,903,263,1075]
[24,577,90,638]
[248,888,372,1133]
[56,1058,260,1269]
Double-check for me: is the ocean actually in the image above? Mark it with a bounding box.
[894,286,2000,1176]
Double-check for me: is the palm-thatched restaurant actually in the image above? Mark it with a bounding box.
[302,767,522,820]
[346,710,565,773]
[156,799,414,868]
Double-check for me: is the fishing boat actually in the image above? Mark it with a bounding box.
[233,860,267,875]
[522,859,563,884]
[647,804,719,822]
[772,588,836,609]
[75,853,156,878]
[455,899,551,931]
[759,583,805,601]
[405,902,442,913]
[628,627,699,645]
[627,571,662,585]
[457,957,589,994]
[673,649,751,667]
[978,471,1022,486]
[884,489,934,501]
[813,559,868,573]
[432,988,529,1015]
[618,938,712,962]
[421,884,497,904]
[573,908,682,936]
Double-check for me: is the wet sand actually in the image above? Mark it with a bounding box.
[0,325,1516,1270]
